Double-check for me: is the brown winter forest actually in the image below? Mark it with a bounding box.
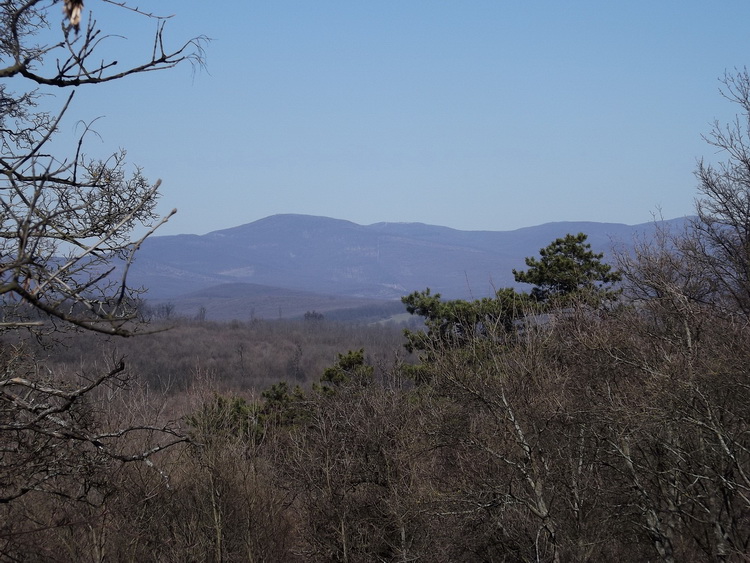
[4,3,750,562]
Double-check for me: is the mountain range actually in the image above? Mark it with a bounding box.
[128,214,687,321]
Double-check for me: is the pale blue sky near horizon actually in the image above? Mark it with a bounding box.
[56,1,750,236]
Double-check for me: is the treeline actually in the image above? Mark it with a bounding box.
[141,299,410,325]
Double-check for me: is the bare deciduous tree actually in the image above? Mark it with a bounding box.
[690,68,750,316]
[0,2,205,554]
[0,0,206,334]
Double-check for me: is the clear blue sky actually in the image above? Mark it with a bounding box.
[63,1,750,235]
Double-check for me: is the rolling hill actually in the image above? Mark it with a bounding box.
[128,214,687,321]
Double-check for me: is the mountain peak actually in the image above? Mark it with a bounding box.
[130,214,689,303]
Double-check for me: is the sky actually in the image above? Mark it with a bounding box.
[51,1,750,236]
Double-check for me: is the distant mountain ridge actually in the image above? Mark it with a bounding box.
[128,214,688,320]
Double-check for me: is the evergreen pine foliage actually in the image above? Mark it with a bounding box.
[513,232,621,302]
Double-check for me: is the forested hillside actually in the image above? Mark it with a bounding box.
[7,211,750,560]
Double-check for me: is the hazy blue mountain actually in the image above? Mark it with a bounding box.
[129,214,688,318]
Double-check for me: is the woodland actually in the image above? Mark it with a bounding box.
[3,2,750,562]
